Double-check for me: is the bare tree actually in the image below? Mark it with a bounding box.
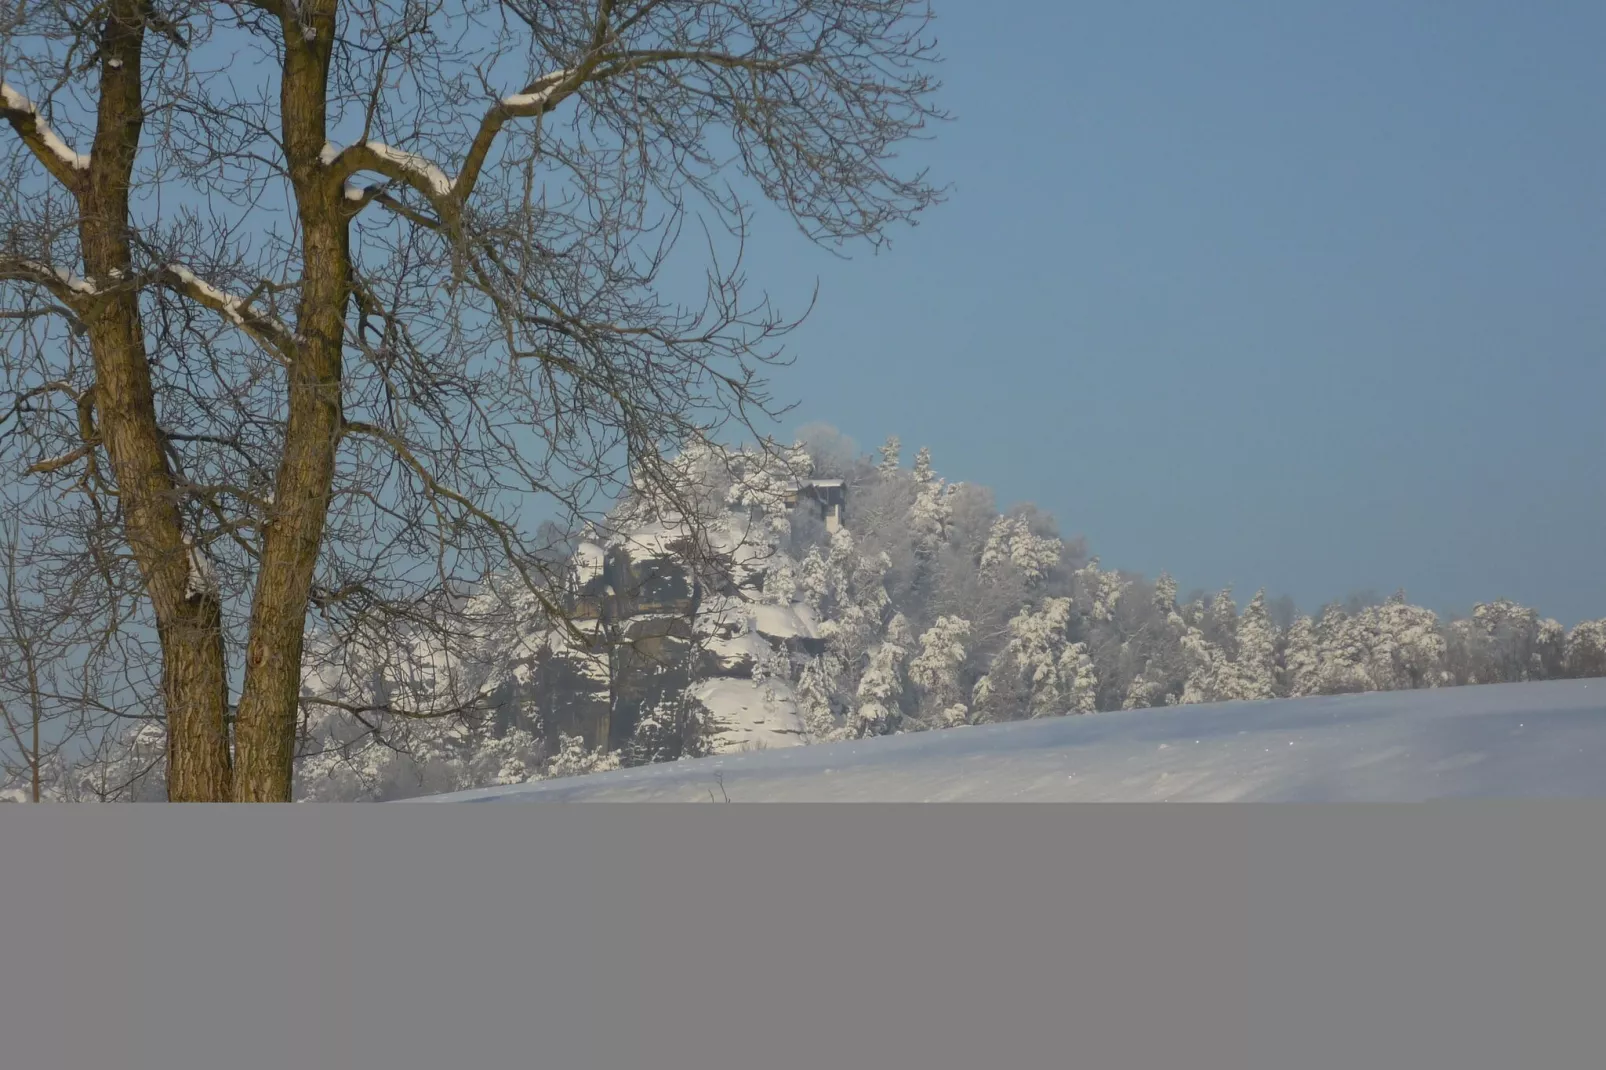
[1,516,54,801]
[0,500,139,801]
[2,1,944,800]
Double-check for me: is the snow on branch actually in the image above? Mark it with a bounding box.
[327,66,579,209]
[1,82,91,184]
[362,142,452,196]
[157,264,294,360]
[164,264,248,325]
[499,68,575,110]
[326,139,454,204]
[0,257,97,301]
[329,42,808,215]
[183,535,219,602]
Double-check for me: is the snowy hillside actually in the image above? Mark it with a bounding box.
[20,429,1606,803]
[420,680,1606,802]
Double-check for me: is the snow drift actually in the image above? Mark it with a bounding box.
[419,679,1606,802]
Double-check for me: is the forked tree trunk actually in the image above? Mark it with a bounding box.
[79,3,232,801]
[231,1,348,802]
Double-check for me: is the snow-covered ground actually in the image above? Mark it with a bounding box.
[418,679,1606,802]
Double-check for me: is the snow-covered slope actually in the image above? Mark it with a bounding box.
[419,679,1606,801]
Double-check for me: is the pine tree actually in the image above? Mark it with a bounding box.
[854,620,909,737]
[909,615,972,726]
[1224,589,1278,700]
[1179,626,1226,705]
[884,612,914,652]
[798,545,831,614]
[908,446,950,560]
[1281,615,1320,698]
[1153,572,1179,615]
[878,435,902,476]
[1314,605,1372,694]
[797,656,844,743]
[1060,641,1099,714]
[912,446,934,484]
[979,516,1061,586]
[1205,588,1240,656]
[973,598,1076,720]
[1074,557,1124,624]
[1361,599,1446,690]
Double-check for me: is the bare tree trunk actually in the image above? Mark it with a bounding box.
[6,0,945,803]
[232,4,347,802]
[77,3,231,801]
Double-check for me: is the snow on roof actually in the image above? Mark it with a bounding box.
[613,516,696,559]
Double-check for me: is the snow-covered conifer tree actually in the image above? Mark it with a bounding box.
[1281,615,1320,698]
[1223,589,1278,700]
[1179,626,1226,705]
[909,616,972,726]
[1153,572,1179,615]
[797,656,844,743]
[1565,620,1606,679]
[1314,605,1373,694]
[972,598,1075,720]
[1060,641,1099,714]
[877,435,902,476]
[854,621,909,737]
[979,516,1061,586]
[908,447,950,560]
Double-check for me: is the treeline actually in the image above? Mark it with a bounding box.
[8,428,1603,801]
[779,429,1606,736]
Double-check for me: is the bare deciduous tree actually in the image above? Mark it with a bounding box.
[0,501,142,802]
[1,1,944,800]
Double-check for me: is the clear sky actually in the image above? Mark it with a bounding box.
[740,0,1606,625]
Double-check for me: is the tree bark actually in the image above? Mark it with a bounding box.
[232,2,347,801]
[78,2,232,801]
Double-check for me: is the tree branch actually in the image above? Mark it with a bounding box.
[0,257,97,306]
[153,264,295,362]
[1,83,90,190]
[340,419,586,644]
[329,43,812,214]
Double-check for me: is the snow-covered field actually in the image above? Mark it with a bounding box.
[420,679,1606,802]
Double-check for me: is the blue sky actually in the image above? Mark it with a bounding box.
[735,0,1606,624]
